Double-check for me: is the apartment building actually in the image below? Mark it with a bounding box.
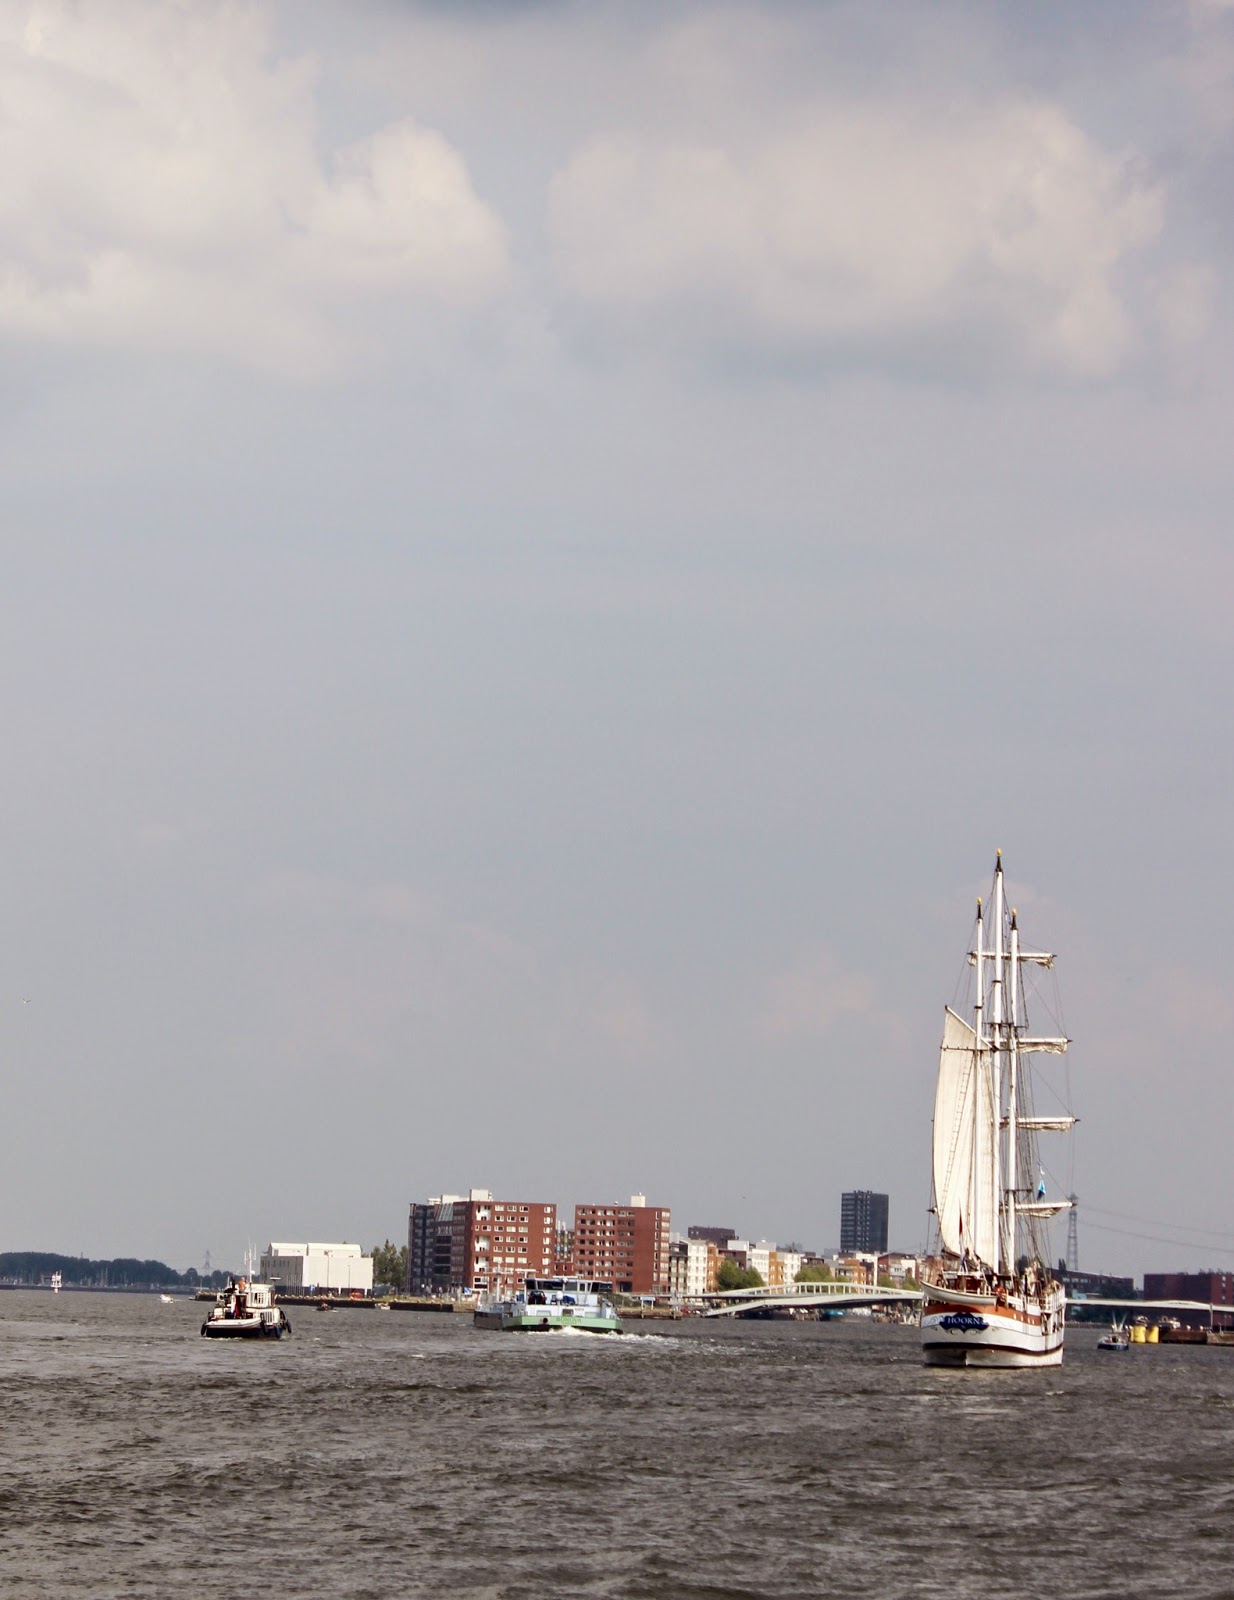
[408,1189,556,1298]
[573,1194,671,1295]
[840,1191,889,1254]
[667,1235,714,1300]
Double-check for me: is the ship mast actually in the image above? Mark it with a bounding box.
[974,898,985,1049]
[991,852,1007,1280]
[973,895,984,1268]
[1004,909,1021,1278]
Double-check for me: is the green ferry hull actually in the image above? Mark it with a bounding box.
[501,1310,622,1333]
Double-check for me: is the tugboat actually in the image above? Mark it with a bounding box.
[200,1277,291,1339]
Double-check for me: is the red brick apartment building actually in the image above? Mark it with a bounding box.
[408,1190,556,1298]
[572,1194,671,1295]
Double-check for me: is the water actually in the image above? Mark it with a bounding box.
[2,1294,1233,1598]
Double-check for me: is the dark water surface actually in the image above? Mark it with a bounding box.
[2,1293,1232,1598]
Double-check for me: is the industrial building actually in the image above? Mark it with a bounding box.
[572,1194,671,1296]
[1143,1269,1234,1329]
[840,1190,889,1254]
[407,1190,556,1298]
[260,1242,373,1295]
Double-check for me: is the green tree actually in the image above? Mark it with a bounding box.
[795,1262,833,1283]
[716,1259,764,1290]
[370,1240,408,1292]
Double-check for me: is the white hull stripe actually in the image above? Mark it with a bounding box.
[922,1339,1064,1359]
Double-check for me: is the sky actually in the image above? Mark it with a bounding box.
[2,0,1233,1281]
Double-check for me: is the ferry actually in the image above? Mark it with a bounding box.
[474,1275,623,1334]
[200,1277,292,1339]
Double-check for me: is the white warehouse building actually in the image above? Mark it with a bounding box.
[260,1241,374,1294]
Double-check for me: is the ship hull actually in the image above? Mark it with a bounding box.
[473,1275,623,1333]
[498,1310,621,1333]
[921,1280,1065,1368]
[200,1317,287,1339]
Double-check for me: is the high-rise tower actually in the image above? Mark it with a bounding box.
[840,1190,889,1254]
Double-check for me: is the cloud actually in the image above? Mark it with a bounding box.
[549,99,1164,378]
[0,2,508,375]
[758,945,875,1043]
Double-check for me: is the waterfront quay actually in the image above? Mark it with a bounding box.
[193,1290,469,1311]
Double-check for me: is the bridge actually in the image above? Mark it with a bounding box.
[700,1281,922,1318]
[1067,1296,1234,1323]
[699,1287,1234,1323]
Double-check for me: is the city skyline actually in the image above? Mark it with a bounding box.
[3,1182,1204,1289]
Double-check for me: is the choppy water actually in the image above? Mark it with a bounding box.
[2,1293,1233,1598]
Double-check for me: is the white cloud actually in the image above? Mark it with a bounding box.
[549,100,1164,378]
[0,2,508,374]
[758,946,875,1043]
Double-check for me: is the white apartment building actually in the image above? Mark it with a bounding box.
[667,1236,712,1300]
[261,1241,374,1294]
[746,1244,773,1284]
[882,1254,920,1285]
[771,1249,806,1286]
[716,1239,809,1289]
[830,1251,880,1285]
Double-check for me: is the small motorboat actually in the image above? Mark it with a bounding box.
[1097,1321,1130,1352]
[160,1294,175,1305]
[201,1277,291,1339]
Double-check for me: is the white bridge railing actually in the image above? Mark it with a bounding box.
[700,1281,923,1317]
[691,1285,1230,1322]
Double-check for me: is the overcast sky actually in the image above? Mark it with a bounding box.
[2,0,1232,1280]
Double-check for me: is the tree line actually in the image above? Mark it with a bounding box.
[0,1252,232,1289]
[370,1240,408,1290]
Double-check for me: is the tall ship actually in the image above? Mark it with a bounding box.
[921,852,1075,1368]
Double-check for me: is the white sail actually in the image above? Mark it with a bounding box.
[932,1006,999,1269]
[1013,1115,1076,1132]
